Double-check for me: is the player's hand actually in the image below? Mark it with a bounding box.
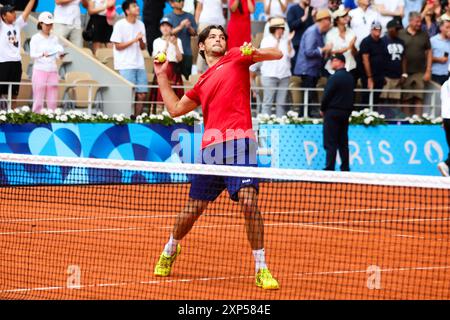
[240,42,256,56]
[154,59,169,77]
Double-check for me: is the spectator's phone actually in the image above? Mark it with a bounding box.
[445,52,449,57]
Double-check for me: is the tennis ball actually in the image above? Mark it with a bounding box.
[156,52,167,63]
[241,46,253,56]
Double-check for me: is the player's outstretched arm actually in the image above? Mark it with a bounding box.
[154,61,198,118]
[241,43,283,63]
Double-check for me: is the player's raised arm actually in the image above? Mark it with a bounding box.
[154,60,198,117]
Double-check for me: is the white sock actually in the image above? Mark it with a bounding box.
[163,234,179,256]
[252,248,267,273]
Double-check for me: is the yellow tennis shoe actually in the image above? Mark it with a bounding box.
[255,268,280,290]
[154,244,181,277]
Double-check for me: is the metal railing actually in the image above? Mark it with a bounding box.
[0,81,442,120]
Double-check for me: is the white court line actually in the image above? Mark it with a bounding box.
[0,216,444,240]
[0,222,369,236]
[0,220,436,242]
[2,265,450,294]
[2,205,450,225]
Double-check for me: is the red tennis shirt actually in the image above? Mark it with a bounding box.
[185,47,256,149]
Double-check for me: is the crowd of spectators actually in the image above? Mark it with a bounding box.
[1,0,450,117]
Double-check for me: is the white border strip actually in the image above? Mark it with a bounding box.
[0,153,449,189]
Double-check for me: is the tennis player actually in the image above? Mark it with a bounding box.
[153,25,282,290]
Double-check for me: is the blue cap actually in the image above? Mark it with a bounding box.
[160,17,173,27]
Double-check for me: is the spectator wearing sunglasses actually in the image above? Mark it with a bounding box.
[328,0,341,12]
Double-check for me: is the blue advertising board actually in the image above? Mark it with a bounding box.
[259,124,448,176]
[0,123,447,186]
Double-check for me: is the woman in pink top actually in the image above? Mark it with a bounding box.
[227,0,255,48]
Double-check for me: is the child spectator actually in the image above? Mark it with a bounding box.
[149,17,184,114]
[166,0,197,80]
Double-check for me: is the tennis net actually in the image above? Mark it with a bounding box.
[1,153,450,300]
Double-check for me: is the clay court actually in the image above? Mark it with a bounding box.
[1,181,450,299]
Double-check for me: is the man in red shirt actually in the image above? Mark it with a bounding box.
[153,25,282,290]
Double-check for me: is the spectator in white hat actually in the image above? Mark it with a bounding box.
[30,11,65,113]
[259,17,294,116]
[325,6,357,79]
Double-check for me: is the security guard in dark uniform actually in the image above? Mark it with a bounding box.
[320,53,355,171]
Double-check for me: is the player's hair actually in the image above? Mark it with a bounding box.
[198,25,228,60]
[122,0,137,16]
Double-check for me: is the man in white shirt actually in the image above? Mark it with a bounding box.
[438,65,450,176]
[0,0,35,108]
[259,17,294,116]
[264,0,288,18]
[53,0,88,48]
[194,0,226,73]
[373,0,404,32]
[349,0,381,49]
[110,0,147,116]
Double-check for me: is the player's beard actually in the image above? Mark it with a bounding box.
[207,44,226,58]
